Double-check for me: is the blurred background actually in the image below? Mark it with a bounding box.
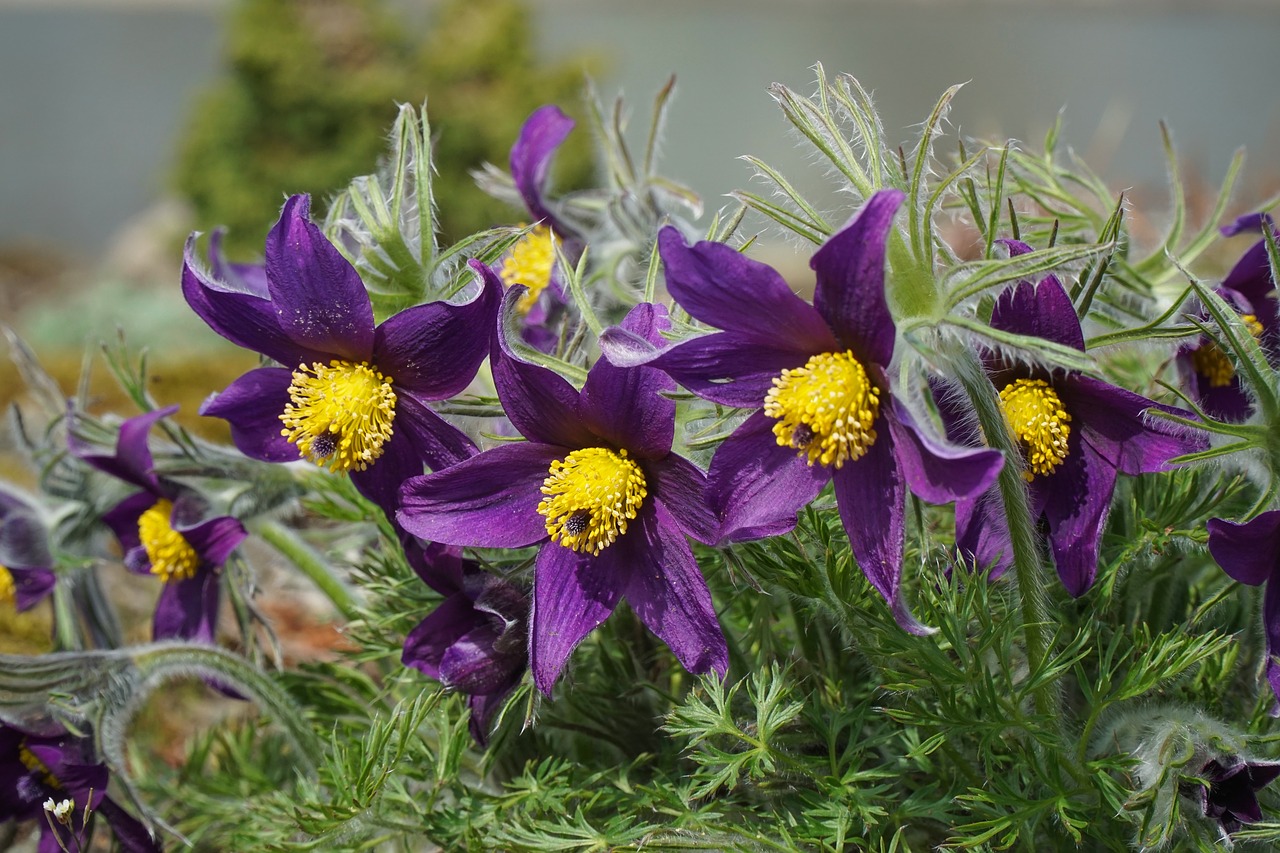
[2,0,1280,415]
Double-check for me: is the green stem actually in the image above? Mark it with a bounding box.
[252,519,360,620]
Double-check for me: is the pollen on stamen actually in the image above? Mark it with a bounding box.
[137,499,201,583]
[0,564,14,606]
[279,359,397,474]
[498,224,557,315]
[538,447,648,555]
[1190,314,1264,389]
[762,350,881,469]
[997,378,1072,481]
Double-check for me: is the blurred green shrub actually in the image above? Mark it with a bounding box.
[174,0,595,257]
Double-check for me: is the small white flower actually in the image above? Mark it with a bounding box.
[42,797,75,825]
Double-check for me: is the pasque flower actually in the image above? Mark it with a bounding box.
[0,721,160,852]
[945,241,1206,595]
[1176,213,1279,422]
[604,190,1003,633]
[1207,510,1280,709]
[399,265,726,694]
[1198,755,1280,836]
[400,537,527,745]
[0,491,56,613]
[71,406,246,642]
[183,194,498,515]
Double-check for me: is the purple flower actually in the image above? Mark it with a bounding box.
[946,242,1206,596]
[604,190,1004,633]
[401,537,527,745]
[1207,510,1280,709]
[0,722,160,852]
[183,194,499,516]
[1176,214,1279,422]
[71,406,247,642]
[0,492,56,613]
[1198,756,1280,835]
[399,267,726,694]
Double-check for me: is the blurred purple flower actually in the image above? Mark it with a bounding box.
[0,491,56,613]
[183,194,498,516]
[401,537,527,745]
[0,721,160,852]
[1198,756,1280,836]
[71,406,246,642]
[602,190,1003,633]
[1208,510,1280,710]
[400,268,726,694]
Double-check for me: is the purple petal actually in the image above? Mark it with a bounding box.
[96,796,162,853]
[152,569,220,642]
[652,332,813,408]
[491,285,596,448]
[510,105,575,234]
[1222,212,1272,237]
[208,228,269,297]
[954,490,1015,579]
[1065,376,1206,476]
[200,367,301,463]
[1039,440,1118,597]
[469,687,519,747]
[710,411,829,543]
[649,453,716,545]
[180,515,247,567]
[656,226,835,346]
[402,592,475,678]
[439,623,512,693]
[396,393,479,470]
[101,491,156,556]
[0,508,53,572]
[1177,348,1254,422]
[373,267,499,399]
[10,567,56,612]
[1207,512,1280,587]
[398,442,561,548]
[810,189,905,366]
[1266,578,1280,713]
[614,503,727,678]
[989,277,1086,351]
[402,536,466,596]
[73,406,175,492]
[580,304,676,459]
[183,235,328,368]
[264,194,375,363]
[886,399,1004,504]
[1222,234,1277,309]
[833,427,933,635]
[530,541,623,694]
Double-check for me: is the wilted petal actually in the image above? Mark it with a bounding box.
[530,541,623,694]
[200,367,300,463]
[402,593,476,679]
[439,623,511,694]
[810,189,904,366]
[1038,440,1117,597]
[886,399,1003,504]
[1207,511,1280,587]
[398,442,561,548]
[263,194,375,363]
[374,266,499,398]
[580,303,675,459]
[711,411,828,543]
[1066,376,1204,476]
[656,226,834,347]
[989,276,1086,351]
[152,569,219,642]
[511,105,575,234]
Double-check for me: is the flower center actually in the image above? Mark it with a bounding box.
[1190,314,1264,388]
[499,224,557,315]
[19,741,59,789]
[279,360,397,473]
[0,564,14,605]
[138,499,200,583]
[998,378,1072,481]
[538,447,648,555]
[763,350,881,469]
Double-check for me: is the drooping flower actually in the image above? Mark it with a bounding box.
[0,491,56,613]
[1176,213,1279,422]
[399,267,726,694]
[71,405,246,642]
[183,194,498,516]
[1197,755,1280,836]
[943,241,1206,595]
[400,536,527,745]
[602,190,1004,633]
[0,721,160,852]
[1207,510,1280,709]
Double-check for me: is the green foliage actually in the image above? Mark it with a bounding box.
[174,0,594,257]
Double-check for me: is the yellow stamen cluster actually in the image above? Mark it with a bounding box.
[998,378,1072,481]
[498,224,557,315]
[280,359,397,473]
[19,741,60,789]
[138,499,200,583]
[763,350,881,469]
[0,564,14,605]
[538,447,648,555]
[1190,313,1264,388]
